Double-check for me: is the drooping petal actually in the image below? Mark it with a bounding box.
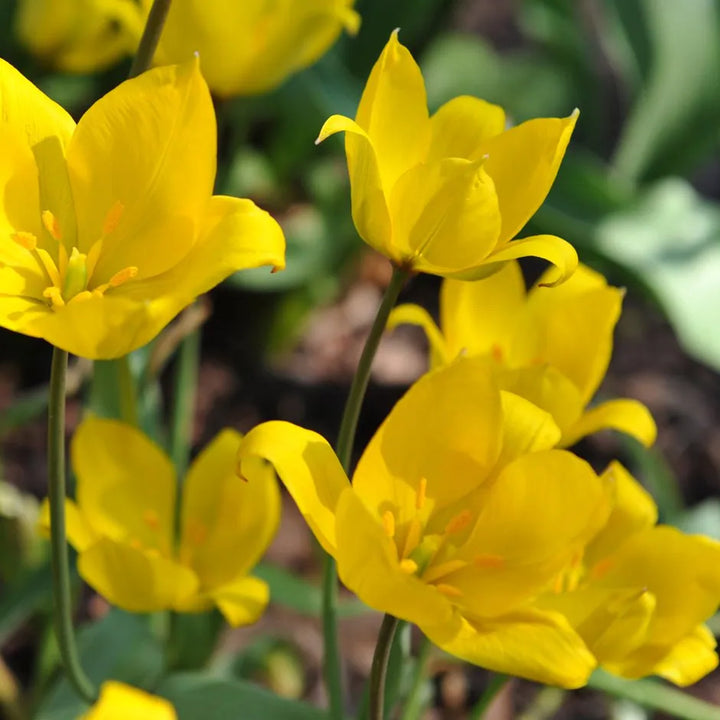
[386,303,450,369]
[72,417,176,555]
[38,498,98,552]
[423,607,596,689]
[78,537,198,612]
[334,489,454,627]
[562,399,657,449]
[316,115,393,259]
[650,624,718,686]
[207,575,270,627]
[353,356,503,526]
[180,429,280,589]
[478,111,578,243]
[355,30,429,193]
[81,681,177,720]
[440,262,525,360]
[427,96,505,162]
[67,59,216,281]
[388,158,501,273]
[236,421,349,555]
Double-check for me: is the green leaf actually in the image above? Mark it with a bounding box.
[0,562,51,646]
[35,610,164,720]
[589,669,720,720]
[158,673,326,720]
[676,499,720,541]
[595,178,720,372]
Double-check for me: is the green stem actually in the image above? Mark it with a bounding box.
[399,637,432,720]
[469,674,508,720]
[369,615,400,720]
[116,354,138,427]
[322,267,408,720]
[48,348,97,704]
[170,328,200,478]
[128,0,173,78]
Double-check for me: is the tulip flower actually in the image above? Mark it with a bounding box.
[81,681,176,720]
[14,0,144,73]
[41,418,280,625]
[316,31,578,282]
[237,357,611,687]
[144,0,361,97]
[0,58,285,358]
[388,261,656,447]
[536,462,720,685]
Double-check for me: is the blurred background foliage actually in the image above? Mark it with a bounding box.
[2,0,720,719]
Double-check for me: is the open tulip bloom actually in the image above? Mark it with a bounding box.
[389,261,657,447]
[0,58,285,359]
[42,418,280,625]
[316,31,578,282]
[238,357,612,687]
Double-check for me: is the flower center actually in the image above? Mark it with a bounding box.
[10,202,138,310]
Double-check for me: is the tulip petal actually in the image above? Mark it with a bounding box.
[479,111,578,243]
[81,681,177,720]
[423,607,596,689]
[38,498,98,552]
[388,158,501,273]
[236,421,349,555]
[67,59,215,281]
[440,262,525,359]
[353,356,503,525]
[428,96,505,162]
[650,624,718,686]
[386,303,450,369]
[180,429,280,589]
[563,399,657,448]
[207,575,270,627]
[79,537,198,612]
[355,30,429,192]
[334,488,454,626]
[316,115,393,259]
[72,417,176,555]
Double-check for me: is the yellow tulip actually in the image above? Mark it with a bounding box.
[0,59,285,359]
[388,261,656,447]
[80,681,176,720]
[537,462,720,686]
[41,418,280,625]
[145,0,361,97]
[14,0,144,73]
[317,31,578,282]
[237,357,611,687]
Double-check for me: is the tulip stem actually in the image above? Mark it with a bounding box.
[48,348,97,704]
[322,266,408,720]
[369,614,400,720]
[399,636,433,720]
[128,0,173,78]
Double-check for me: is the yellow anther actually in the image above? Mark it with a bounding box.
[590,557,614,581]
[474,553,505,569]
[11,231,37,250]
[382,510,395,538]
[43,286,65,309]
[63,247,88,300]
[445,510,472,536]
[102,201,125,236]
[399,558,418,575]
[416,477,427,510]
[68,290,93,304]
[402,517,423,558]
[41,210,62,241]
[553,572,565,594]
[491,343,504,361]
[108,266,138,288]
[435,583,463,598]
[143,509,160,530]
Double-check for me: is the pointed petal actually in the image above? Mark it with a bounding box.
[81,681,177,720]
[180,429,280,589]
[353,356,503,526]
[478,111,578,243]
[562,399,657,448]
[428,96,505,162]
[355,30,429,192]
[388,158,501,273]
[424,607,596,688]
[78,537,198,612]
[207,576,269,627]
[440,262,525,359]
[386,303,450,369]
[334,489,454,626]
[651,624,718,686]
[236,421,349,555]
[67,59,216,280]
[72,417,176,555]
[316,115,393,259]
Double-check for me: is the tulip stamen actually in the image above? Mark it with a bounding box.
[382,510,396,538]
[473,553,505,569]
[41,210,62,241]
[421,558,468,583]
[400,558,418,574]
[435,583,463,598]
[444,510,472,536]
[402,517,423,558]
[143,509,160,530]
[415,477,427,510]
